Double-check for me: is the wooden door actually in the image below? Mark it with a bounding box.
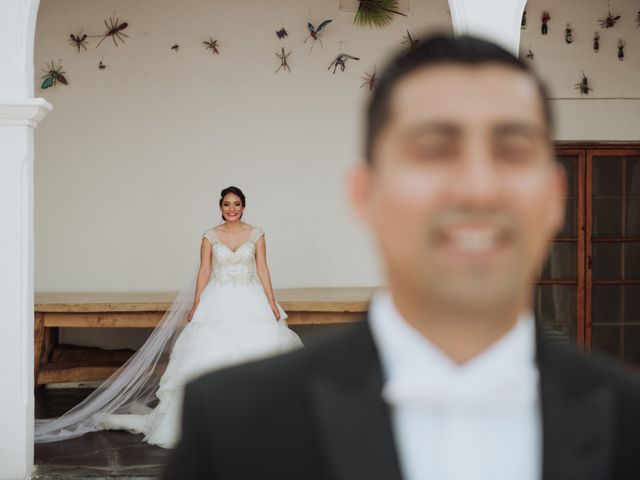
[534,150,586,346]
[587,150,640,366]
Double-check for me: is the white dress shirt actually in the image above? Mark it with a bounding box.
[368,291,542,480]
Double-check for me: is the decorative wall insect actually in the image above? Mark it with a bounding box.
[203,38,220,55]
[541,11,551,35]
[599,10,621,29]
[98,59,106,70]
[276,28,288,39]
[69,31,88,52]
[575,73,593,95]
[402,30,419,50]
[305,20,332,53]
[40,61,68,89]
[565,24,573,44]
[171,44,179,52]
[521,9,527,29]
[618,39,624,61]
[354,0,407,28]
[525,48,535,60]
[328,53,359,73]
[593,32,600,52]
[275,47,291,73]
[636,10,640,28]
[361,69,376,90]
[89,16,129,48]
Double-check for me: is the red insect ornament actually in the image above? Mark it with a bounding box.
[90,16,129,48]
[541,11,551,35]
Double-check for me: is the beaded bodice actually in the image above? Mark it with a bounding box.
[202,226,264,286]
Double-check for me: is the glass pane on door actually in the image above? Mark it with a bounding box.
[589,154,640,367]
[534,285,576,343]
[557,156,578,237]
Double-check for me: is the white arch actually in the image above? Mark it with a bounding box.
[0,0,51,478]
[448,0,527,54]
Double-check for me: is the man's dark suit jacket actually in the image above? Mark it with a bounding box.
[163,318,640,480]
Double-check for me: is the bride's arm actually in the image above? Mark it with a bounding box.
[255,236,281,320]
[188,238,213,321]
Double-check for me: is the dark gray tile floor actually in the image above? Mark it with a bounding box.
[33,388,169,479]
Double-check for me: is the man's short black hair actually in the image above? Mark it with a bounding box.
[365,33,553,163]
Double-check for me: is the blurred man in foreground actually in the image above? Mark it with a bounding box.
[164,34,640,480]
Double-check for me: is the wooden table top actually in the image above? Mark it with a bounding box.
[35,287,380,313]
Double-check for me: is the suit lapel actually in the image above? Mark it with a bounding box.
[307,321,403,480]
[306,318,617,480]
[538,339,615,480]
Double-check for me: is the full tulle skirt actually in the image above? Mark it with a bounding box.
[96,282,303,448]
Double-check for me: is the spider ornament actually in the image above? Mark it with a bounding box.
[599,10,621,29]
[90,16,129,48]
[41,61,68,89]
[203,38,220,55]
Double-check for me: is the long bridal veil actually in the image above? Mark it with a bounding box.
[34,259,200,443]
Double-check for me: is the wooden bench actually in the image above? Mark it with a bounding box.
[34,288,375,385]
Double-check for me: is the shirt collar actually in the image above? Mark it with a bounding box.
[369,290,538,407]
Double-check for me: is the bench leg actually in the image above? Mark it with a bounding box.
[34,315,58,386]
[34,312,45,385]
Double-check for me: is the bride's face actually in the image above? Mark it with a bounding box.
[220,193,245,222]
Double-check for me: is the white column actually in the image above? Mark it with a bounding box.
[448,0,527,54]
[0,100,51,480]
[0,0,51,479]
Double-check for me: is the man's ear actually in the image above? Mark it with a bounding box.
[347,162,373,224]
[547,162,567,237]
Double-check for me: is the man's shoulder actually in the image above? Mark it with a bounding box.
[539,338,640,397]
[186,321,371,403]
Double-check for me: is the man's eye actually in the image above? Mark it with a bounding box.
[496,144,534,161]
[414,144,455,159]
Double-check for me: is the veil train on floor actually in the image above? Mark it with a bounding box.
[34,258,200,443]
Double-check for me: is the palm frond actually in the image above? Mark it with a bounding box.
[354,0,406,28]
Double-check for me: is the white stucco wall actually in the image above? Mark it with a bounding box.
[521,0,640,139]
[33,0,452,298]
[33,0,639,300]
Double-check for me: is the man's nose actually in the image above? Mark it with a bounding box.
[450,147,501,208]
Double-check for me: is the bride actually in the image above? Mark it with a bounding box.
[35,186,303,448]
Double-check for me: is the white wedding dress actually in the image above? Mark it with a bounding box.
[95,225,303,448]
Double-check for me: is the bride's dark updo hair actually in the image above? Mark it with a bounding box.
[219,186,246,221]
